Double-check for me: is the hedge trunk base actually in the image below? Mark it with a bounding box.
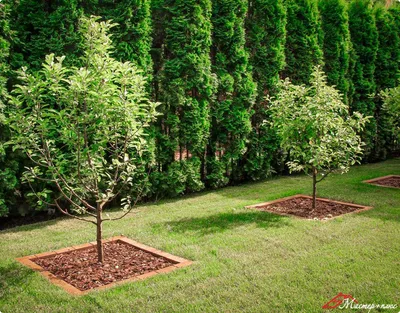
[16,236,192,295]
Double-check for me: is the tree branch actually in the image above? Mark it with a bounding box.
[316,169,333,183]
[106,168,151,222]
[55,200,96,225]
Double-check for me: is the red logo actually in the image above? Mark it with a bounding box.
[322,293,358,309]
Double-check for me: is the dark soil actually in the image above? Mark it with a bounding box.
[33,240,176,291]
[370,176,400,188]
[254,197,363,220]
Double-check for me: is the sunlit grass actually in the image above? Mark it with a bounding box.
[1,159,399,313]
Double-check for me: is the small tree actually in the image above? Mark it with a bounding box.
[9,17,159,263]
[269,67,368,210]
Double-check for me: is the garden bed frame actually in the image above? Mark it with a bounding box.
[245,194,372,220]
[16,235,192,295]
[363,175,400,189]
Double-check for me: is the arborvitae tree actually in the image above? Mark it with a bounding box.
[244,0,287,180]
[85,0,153,79]
[0,3,18,217]
[346,43,357,107]
[155,0,215,195]
[283,0,323,85]
[9,0,82,71]
[348,0,379,158]
[373,5,400,159]
[206,0,257,187]
[319,0,351,104]
[0,4,9,107]
[389,3,400,29]
[375,5,400,91]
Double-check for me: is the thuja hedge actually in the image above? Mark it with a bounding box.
[1,0,399,217]
[0,2,19,217]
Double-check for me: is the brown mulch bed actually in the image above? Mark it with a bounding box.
[254,197,364,220]
[33,240,175,291]
[369,176,400,188]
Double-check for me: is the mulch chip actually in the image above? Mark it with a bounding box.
[33,240,175,291]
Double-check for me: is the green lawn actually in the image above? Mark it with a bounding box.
[1,159,399,313]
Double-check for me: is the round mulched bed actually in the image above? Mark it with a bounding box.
[33,241,175,291]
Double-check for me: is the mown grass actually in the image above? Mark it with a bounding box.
[0,159,399,313]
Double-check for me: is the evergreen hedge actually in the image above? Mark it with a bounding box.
[207,0,257,187]
[1,0,399,217]
[348,0,379,159]
[244,0,287,180]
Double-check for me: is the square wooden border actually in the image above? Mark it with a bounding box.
[363,175,400,189]
[245,194,373,221]
[16,236,192,295]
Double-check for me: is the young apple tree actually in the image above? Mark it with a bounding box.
[9,17,159,263]
[269,67,368,210]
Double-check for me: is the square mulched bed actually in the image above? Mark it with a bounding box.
[16,236,192,295]
[364,175,400,189]
[246,195,372,220]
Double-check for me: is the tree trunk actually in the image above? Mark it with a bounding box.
[312,166,317,210]
[96,202,104,263]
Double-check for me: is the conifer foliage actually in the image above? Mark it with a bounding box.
[348,0,379,158]
[244,0,287,180]
[0,3,10,110]
[87,0,153,78]
[1,0,399,217]
[9,0,82,71]
[283,0,323,85]
[319,0,352,103]
[207,0,257,187]
[373,5,400,159]
[374,5,399,92]
[0,2,18,217]
[156,0,215,194]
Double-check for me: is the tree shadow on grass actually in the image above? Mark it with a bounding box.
[157,211,290,236]
[0,261,36,302]
[0,216,69,235]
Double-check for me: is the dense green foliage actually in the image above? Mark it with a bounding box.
[373,5,400,159]
[375,6,399,91]
[9,17,159,260]
[270,67,367,207]
[319,0,351,103]
[283,0,323,85]
[0,3,18,217]
[0,2,9,124]
[207,0,256,187]
[1,0,399,218]
[9,0,82,71]
[348,0,379,159]
[381,85,400,150]
[244,0,287,180]
[87,0,153,79]
[152,0,214,196]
